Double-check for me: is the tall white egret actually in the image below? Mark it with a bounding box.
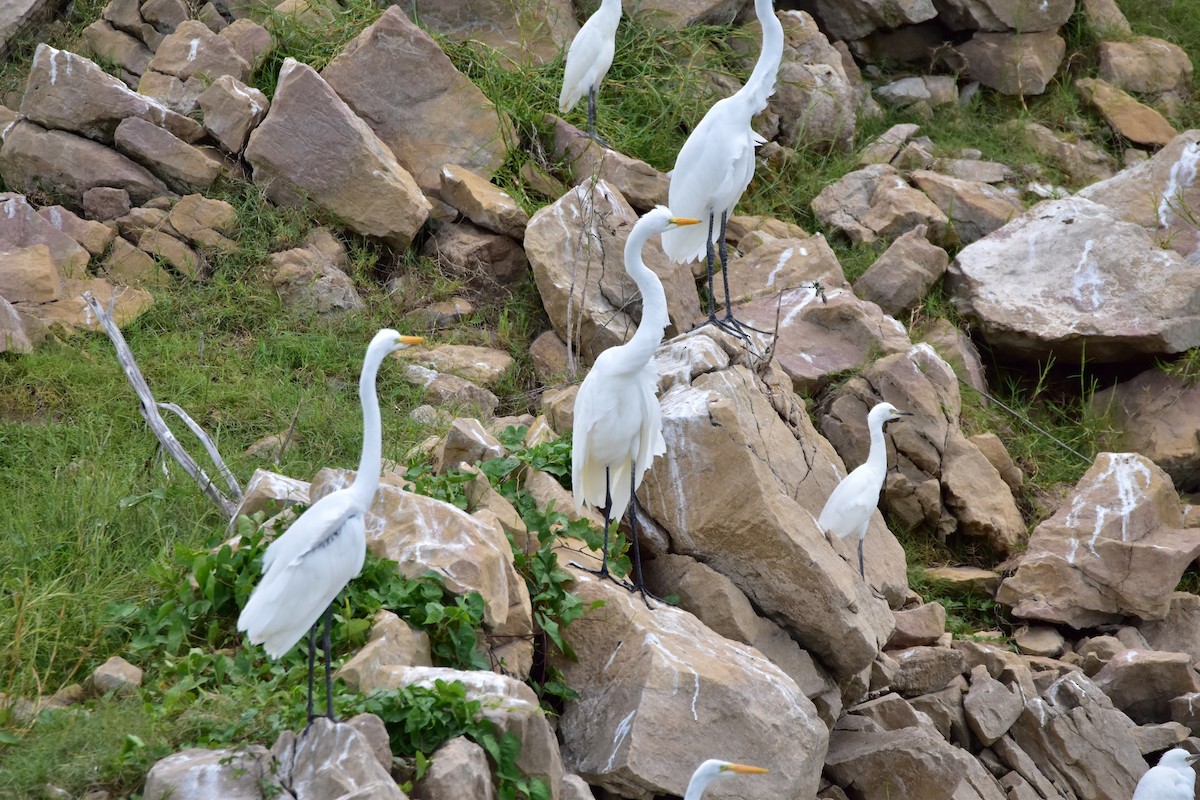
[559,0,622,142]
[818,401,911,578]
[685,760,769,799]
[237,329,424,724]
[572,207,699,603]
[1133,748,1200,800]
[660,0,783,337]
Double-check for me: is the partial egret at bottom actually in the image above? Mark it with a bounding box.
[1133,748,1200,800]
[685,760,769,800]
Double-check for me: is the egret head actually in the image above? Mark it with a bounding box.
[1157,748,1200,770]
[642,205,701,235]
[371,328,424,355]
[693,759,770,784]
[869,401,912,428]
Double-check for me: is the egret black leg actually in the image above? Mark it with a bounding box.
[858,536,865,579]
[305,621,317,726]
[705,213,718,322]
[585,87,610,148]
[626,465,656,609]
[322,604,337,722]
[718,211,769,337]
[572,467,628,589]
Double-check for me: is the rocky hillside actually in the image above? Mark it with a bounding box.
[3,0,1200,799]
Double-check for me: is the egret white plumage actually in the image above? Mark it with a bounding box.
[660,0,782,337]
[559,0,622,142]
[572,207,699,602]
[237,328,423,724]
[817,401,911,578]
[684,760,769,800]
[1133,748,1200,800]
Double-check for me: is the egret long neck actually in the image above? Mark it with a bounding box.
[621,222,670,368]
[598,0,622,24]
[741,0,783,112]
[866,412,889,477]
[351,346,387,505]
[683,774,714,800]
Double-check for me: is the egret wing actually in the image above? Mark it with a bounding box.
[572,369,610,512]
[238,492,368,659]
[817,466,881,540]
[560,19,612,112]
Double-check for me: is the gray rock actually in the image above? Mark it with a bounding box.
[82,20,153,76]
[947,197,1200,363]
[270,244,364,315]
[397,0,576,68]
[964,665,1024,745]
[909,170,1023,245]
[1092,649,1200,724]
[889,645,967,697]
[803,0,936,41]
[284,717,406,799]
[958,31,1065,96]
[145,20,251,82]
[853,225,948,317]
[113,116,223,194]
[812,163,949,245]
[423,221,528,290]
[143,746,278,800]
[888,602,948,649]
[412,737,494,800]
[1,193,90,277]
[936,0,1073,32]
[90,656,142,696]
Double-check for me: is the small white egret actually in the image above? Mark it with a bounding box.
[572,207,700,602]
[818,401,911,578]
[684,760,769,800]
[237,328,424,724]
[1133,748,1200,800]
[660,0,782,338]
[559,0,622,142]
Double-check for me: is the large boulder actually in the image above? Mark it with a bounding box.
[556,570,827,800]
[946,197,1200,363]
[0,193,90,278]
[397,0,577,67]
[321,7,511,197]
[803,0,936,41]
[20,44,203,144]
[640,330,901,691]
[143,747,279,800]
[936,0,1074,31]
[997,453,1200,628]
[525,180,700,367]
[244,58,430,249]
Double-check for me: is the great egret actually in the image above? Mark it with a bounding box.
[685,760,769,800]
[559,0,622,142]
[572,207,699,602]
[1133,749,1200,800]
[237,329,424,724]
[660,0,783,337]
[817,402,911,578]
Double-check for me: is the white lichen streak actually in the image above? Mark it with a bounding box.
[765,247,793,287]
[188,38,200,61]
[779,284,831,329]
[4,197,17,219]
[1063,454,1151,558]
[603,641,622,672]
[1157,141,1200,228]
[1070,240,1102,312]
[659,384,715,538]
[604,709,637,772]
[228,82,263,115]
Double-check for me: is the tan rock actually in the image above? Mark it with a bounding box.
[1076,78,1178,147]
[530,330,569,384]
[440,164,528,239]
[20,44,203,144]
[116,117,223,195]
[0,193,90,278]
[850,692,932,731]
[143,747,277,800]
[1092,649,1200,724]
[1099,37,1193,94]
[525,180,700,365]
[997,453,1200,628]
[934,0,1073,31]
[321,8,512,196]
[284,718,405,799]
[404,365,499,417]
[433,418,506,474]
[219,18,272,71]
[135,70,204,116]
[0,296,34,353]
[888,602,947,649]
[889,645,967,697]
[83,187,131,221]
[859,123,922,166]
[413,737,494,800]
[964,664,1023,745]
[959,30,1065,96]
[853,224,948,316]
[423,221,528,289]
[0,244,62,303]
[337,610,433,693]
[811,163,949,245]
[229,468,310,527]
[196,75,269,154]
[714,234,846,308]
[82,19,153,76]
[269,245,362,314]
[36,205,114,256]
[922,566,1001,599]
[146,20,251,82]
[910,677,971,746]
[556,570,827,800]
[244,58,430,249]
[138,230,205,280]
[1020,121,1116,185]
[103,235,170,289]
[1013,625,1064,658]
[0,120,170,207]
[168,195,236,239]
[1080,0,1131,36]
[548,116,669,212]
[909,170,1023,245]
[90,655,142,696]
[1139,593,1200,664]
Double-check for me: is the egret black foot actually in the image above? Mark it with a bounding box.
[703,314,756,345]
[721,312,771,337]
[627,583,660,610]
[569,561,634,591]
[586,131,612,149]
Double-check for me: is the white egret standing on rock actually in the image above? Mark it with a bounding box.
[559,0,622,143]
[818,401,912,579]
[660,0,783,338]
[572,207,699,603]
[237,329,424,725]
[684,760,769,799]
[1133,748,1200,800]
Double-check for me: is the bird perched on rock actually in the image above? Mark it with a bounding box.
[1133,748,1200,800]
[572,207,699,603]
[559,0,622,143]
[238,329,423,725]
[818,401,911,578]
[685,760,769,799]
[660,0,783,339]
